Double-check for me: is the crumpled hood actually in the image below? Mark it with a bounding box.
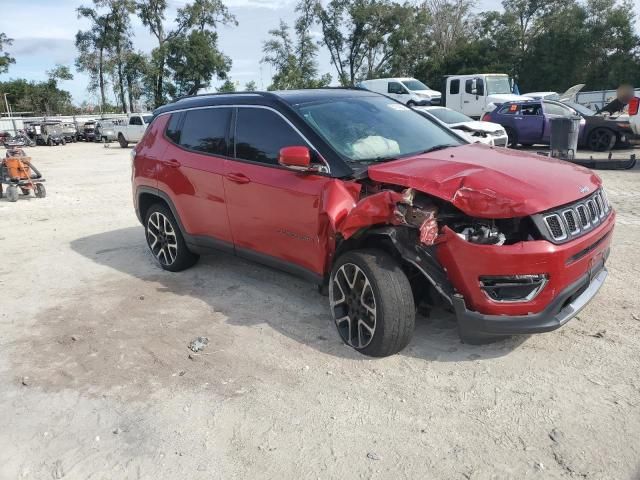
[450,121,505,133]
[367,144,602,218]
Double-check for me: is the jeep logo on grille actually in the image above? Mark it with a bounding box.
[579,185,590,194]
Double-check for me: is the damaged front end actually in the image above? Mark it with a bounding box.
[322,177,542,309]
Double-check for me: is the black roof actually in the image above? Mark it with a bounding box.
[153,88,377,116]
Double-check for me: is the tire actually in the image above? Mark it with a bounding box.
[35,183,46,198]
[144,203,199,272]
[6,185,19,202]
[118,134,128,148]
[407,101,417,108]
[505,127,518,148]
[61,138,66,146]
[587,128,615,152]
[329,249,415,357]
[47,138,53,146]
[20,188,30,196]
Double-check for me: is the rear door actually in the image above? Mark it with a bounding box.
[223,106,333,278]
[157,107,234,247]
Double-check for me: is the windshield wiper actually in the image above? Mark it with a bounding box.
[350,155,398,165]
[418,144,458,154]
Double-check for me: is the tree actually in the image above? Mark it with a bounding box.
[76,6,114,110]
[47,65,74,81]
[138,0,237,105]
[262,0,331,90]
[0,79,74,115]
[217,79,236,92]
[315,0,423,86]
[0,33,15,74]
[123,51,149,111]
[104,0,136,112]
[244,80,258,91]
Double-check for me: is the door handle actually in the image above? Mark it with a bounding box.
[165,159,181,168]
[226,172,251,184]
[463,100,470,103]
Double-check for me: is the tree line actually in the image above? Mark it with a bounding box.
[0,0,639,115]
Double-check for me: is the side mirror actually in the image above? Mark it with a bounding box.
[279,146,312,170]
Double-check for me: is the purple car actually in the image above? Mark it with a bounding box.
[482,100,584,148]
[483,99,633,151]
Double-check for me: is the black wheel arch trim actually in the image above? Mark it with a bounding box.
[334,225,455,303]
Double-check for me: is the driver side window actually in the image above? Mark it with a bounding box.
[388,82,405,95]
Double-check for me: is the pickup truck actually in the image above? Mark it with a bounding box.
[442,73,530,119]
[115,114,153,148]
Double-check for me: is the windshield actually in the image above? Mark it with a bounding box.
[419,107,472,124]
[402,79,430,91]
[143,114,153,124]
[566,102,594,117]
[486,76,512,95]
[296,96,463,163]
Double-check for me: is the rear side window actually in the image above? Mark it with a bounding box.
[235,108,306,165]
[165,113,182,143]
[179,108,231,156]
[449,79,460,95]
[130,116,143,126]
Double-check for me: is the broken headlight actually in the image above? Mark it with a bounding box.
[455,224,506,245]
[479,274,548,302]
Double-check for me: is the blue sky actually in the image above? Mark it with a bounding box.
[0,0,635,105]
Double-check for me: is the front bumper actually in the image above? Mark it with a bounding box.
[453,262,607,339]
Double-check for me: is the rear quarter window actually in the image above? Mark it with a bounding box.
[165,113,182,144]
[449,79,460,95]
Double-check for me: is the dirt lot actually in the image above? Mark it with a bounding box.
[1,142,639,480]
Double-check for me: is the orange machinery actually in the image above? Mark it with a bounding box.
[0,147,46,202]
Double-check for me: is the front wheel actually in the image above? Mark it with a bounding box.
[35,183,46,198]
[407,101,417,108]
[329,249,415,357]
[587,128,615,152]
[145,204,199,272]
[118,134,128,148]
[6,185,19,202]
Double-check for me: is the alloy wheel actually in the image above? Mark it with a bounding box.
[330,263,377,349]
[588,128,614,151]
[147,211,178,266]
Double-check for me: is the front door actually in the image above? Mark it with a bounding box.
[157,107,234,247]
[514,102,544,144]
[461,77,485,118]
[223,107,333,278]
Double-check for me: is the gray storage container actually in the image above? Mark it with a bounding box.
[550,116,581,160]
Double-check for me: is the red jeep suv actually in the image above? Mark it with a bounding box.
[132,89,614,357]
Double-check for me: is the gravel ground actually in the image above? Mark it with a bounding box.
[0,142,639,480]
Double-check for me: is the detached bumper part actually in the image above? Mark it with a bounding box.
[454,265,607,342]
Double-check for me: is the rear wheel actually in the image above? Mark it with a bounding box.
[145,203,199,272]
[329,249,415,357]
[587,128,615,152]
[118,133,128,148]
[47,138,53,146]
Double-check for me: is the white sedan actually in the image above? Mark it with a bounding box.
[414,106,509,147]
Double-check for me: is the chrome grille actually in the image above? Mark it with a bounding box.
[533,189,612,244]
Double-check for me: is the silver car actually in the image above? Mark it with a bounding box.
[95,121,117,143]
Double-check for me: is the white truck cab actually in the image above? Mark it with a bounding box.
[443,74,529,119]
[359,77,441,106]
[114,113,153,148]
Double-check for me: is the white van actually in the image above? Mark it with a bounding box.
[443,74,529,119]
[359,77,441,106]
